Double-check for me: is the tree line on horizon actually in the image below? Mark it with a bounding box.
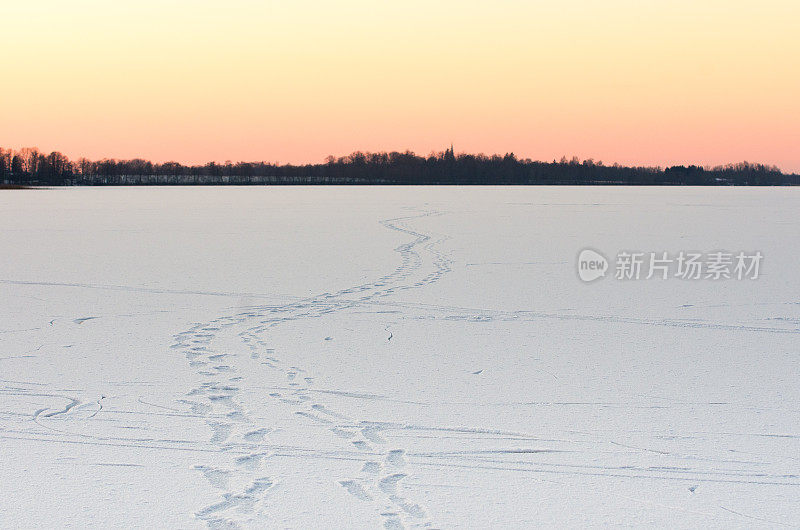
[1,146,796,186]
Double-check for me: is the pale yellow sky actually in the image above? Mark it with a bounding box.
[2,0,799,171]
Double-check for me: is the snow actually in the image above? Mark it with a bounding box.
[1,186,799,528]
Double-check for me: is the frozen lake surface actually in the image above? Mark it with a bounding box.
[1,186,799,528]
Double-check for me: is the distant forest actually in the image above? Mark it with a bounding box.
[1,146,797,186]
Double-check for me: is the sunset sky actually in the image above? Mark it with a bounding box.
[2,0,799,171]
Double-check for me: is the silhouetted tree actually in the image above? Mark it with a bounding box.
[0,146,796,186]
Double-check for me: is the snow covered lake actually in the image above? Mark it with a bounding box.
[1,186,799,528]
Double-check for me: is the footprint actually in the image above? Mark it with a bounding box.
[361,461,381,474]
[209,395,238,408]
[196,493,256,519]
[312,404,349,420]
[208,422,233,444]
[330,427,356,439]
[179,400,211,415]
[339,480,373,501]
[246,477,273,495]
[194,465,231,490]
[379,474,406,495]
[243,428,270,443]
[391,496,425,519]
[386,449,405,467]
[295,411,332,424]
[362,424,386,444]
[381,512,403,529]
[235,453,266,471]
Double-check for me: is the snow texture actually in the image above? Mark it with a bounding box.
[1,186,799,528]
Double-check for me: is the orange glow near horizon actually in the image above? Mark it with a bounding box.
[2,1,799,171]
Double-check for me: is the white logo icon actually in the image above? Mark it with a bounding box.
[577,249,608,282]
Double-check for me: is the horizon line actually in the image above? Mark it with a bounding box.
[2,145,796,175]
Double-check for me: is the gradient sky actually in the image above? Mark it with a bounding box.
[2,0,799,171]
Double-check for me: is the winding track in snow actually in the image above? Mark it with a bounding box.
[171,209,451,529]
